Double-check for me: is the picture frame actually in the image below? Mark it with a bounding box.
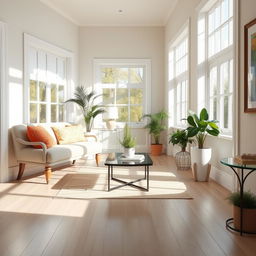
[244,18,256,113]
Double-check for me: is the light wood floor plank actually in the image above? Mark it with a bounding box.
[0,155,255,256]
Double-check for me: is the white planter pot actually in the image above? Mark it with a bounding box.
[191,147,212,181]
[123,147,135,158]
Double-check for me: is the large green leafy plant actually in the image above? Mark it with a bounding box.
[185,108,220,149]
[65,86,105,132]
[169,129,193,151]
[120,124,136,148]
[143,110,168,145]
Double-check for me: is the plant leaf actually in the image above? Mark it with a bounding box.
[206,128,220,136]
[200,108,209,121]
[193,114,200,125]
[187,127,199,137]
[187,116,196,127]
[209,122,219,129]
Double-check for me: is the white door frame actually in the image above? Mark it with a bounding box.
[0,21,9,182]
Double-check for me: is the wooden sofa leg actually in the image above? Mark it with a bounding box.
[17,163,25,180]
[45,167,52,184]
[72,160,76,165]
[95,154,100,167]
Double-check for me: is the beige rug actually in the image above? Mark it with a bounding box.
[53,166,192,199]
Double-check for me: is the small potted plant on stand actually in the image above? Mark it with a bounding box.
[185,108,220,181]
[169,129,193,170]
[143,110,168,156]
[120,124,136,158]
[227,191,256,233]
[65,86,105,132]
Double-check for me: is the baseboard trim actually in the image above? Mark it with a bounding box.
[210,165,234,191]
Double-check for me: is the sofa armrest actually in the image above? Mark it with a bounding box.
[84,134,98,142]
[16,138,47,153]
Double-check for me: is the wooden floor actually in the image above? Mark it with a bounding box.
[0,155,255,256]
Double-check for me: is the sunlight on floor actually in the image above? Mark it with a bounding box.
[0,193,91,217]
[0,182,91,217]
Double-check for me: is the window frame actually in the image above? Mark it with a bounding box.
[93,59,151,128]
[24,34,74,124]
[168,22,190,129]
[0,21,8,182]
[197,0,234,136]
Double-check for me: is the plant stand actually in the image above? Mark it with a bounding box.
[221,158,256,236]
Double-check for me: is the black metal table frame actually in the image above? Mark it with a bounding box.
[107,165,149,192]
[225,165,256,236]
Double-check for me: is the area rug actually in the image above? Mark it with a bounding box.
[53,166,192,199]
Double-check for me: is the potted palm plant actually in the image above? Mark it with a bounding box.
[65,86,105,132]
[120,124,136,158]
[143,110,168,156]
[185,108,220,181]
[227,191,256,233]
[169,129,193,170]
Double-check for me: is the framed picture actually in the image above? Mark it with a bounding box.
[245,18,256,112]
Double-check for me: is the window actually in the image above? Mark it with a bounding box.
[94,59,151,127]
[24,34,73,124]
[168,25,189,127]
[197,0,233,135]
[28,49,66,123]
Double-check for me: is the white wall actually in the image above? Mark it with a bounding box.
[0,0,79,180]
[79,26,165,113]
[165,0,235,191]
[79,26,165,151]
[239,0,256,193]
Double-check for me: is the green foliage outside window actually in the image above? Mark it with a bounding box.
[101,67,144,123]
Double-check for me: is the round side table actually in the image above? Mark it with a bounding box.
[220,157,256,236]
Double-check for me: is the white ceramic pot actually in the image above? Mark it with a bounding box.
[191,147,212,181]
[123,147,135,158]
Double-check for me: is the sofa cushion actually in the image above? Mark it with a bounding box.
[46,142,102,163]
[35,123,70,144]
[27,126,56,149]
[52,125,85,144]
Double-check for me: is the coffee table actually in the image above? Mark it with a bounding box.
[104,153,153,192]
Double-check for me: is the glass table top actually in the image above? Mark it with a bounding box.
[105,153,153,166]
[220,157,256,170]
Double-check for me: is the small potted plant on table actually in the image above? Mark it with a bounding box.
[185,108,220,181]
[227,191,256,233]
[169,129,193,170]
[120,124,136,158]
[143,110,168,156]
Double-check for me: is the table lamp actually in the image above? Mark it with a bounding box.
[103,106,118,130]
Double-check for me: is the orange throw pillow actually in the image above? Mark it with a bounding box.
[27,126,56,149]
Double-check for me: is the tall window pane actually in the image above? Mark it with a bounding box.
[95,60,149,126]
[28,48,67,123]
[198,0,233,135]
[168,27,189,127]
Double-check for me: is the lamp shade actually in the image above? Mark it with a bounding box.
[103,106,118,120]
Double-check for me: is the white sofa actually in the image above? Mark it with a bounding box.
[11,123,102,183]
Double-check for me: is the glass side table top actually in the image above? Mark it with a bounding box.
[220,157,256,170]
[105,153,153,166]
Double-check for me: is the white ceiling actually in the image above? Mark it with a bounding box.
[40,0,178,26]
